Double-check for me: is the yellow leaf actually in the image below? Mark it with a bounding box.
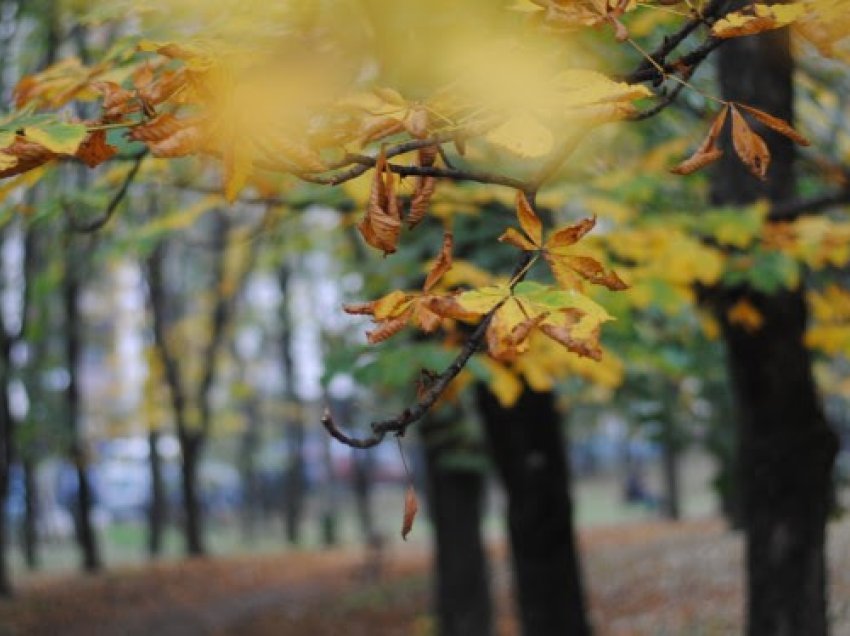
[485,113,554,158]
[712,3,806,38]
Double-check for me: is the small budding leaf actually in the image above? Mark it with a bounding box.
[401,485,419,541]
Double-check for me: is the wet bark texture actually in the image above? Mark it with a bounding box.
[476,385,590,636]
[712,20,838,636]
[422,414,493,636]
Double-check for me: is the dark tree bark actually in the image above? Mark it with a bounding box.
[422,415,493,636]
[238,401,261,542]
[476,385,590,636]
[710,19,839,636]
[179,433,204,556]
[278,267,306,545]
[64,232,101,572]
[660,414,681,520]
[22,457,39,569]
[0,248,13,596]
[147,430,165,557]
[351,446,377,545]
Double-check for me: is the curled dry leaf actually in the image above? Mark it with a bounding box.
[358,149,402,255]
[401,485,419,541]
[671,105,728,176]
[737,104,810,146]
[408,175,436,229]
[546,216,597,249]
[342,300,377,315]
[129,113,205,158]
[0,137,56,178]
[499,227,539,251]
[91,81,138,119]
[367,315,408,344]
[730,105,770,180]
[423,232,453,292]
[418,144,438,168]
[516,191,543,246]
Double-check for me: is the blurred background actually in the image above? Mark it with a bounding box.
[0,1,849,635]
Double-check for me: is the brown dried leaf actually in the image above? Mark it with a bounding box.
[418,144,438,168]
[91,81,139,118]
[737,104,810,146]
[128,113,186,143]
[506,312,549,347]
[408,175,436,229]
[670,105,728,176]
[499,227,539,251]
[401,485,418,541]
[546,216,596,250]
[75,129,117,168]
[366,316,408,344]
[147,126,203,158]
[423,232,453,292]
[359,150,401,254]
[730,105,770,180]
[516,191,543,246]
[342,300,377,316]
[426,295,482,323]
[564,255,629,290]
[540,322,602,360]
[0,138,56,179]
[670,148,724,176]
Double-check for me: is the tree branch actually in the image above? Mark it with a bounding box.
[67,153,146,233]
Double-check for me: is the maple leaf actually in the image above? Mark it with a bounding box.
[498,191,628,291]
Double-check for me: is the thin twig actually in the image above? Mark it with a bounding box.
[67,153,146,233]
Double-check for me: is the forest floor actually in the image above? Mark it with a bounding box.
[1,518,849,636]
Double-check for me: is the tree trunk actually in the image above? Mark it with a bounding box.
[711,19,838,636]
[64,234,101,573]
[180,433,205,556]
[351,446,377,545]
[284,422,306,544]
[0,486,10,597]
[147,430,165,557]
[476,385,590,636]
[660,416,681,520]
[423,416,493,636]
[239,413,260,543]
[22,457,39,569]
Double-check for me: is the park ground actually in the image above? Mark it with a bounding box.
[1,517,850,636]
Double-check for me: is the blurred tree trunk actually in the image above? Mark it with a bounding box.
[22,457,39,569]
[476,385,590,636]
[147,430,165,557]
[660,413,680,520]
[351,446,377,545]
[179,433,205,556]
[278,267,306,545]
[238,402,261,542]
[710,18,838,635]
[422,414,493,636]
[64,230,101,573]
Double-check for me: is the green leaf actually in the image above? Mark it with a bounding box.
[23,122,88,154]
